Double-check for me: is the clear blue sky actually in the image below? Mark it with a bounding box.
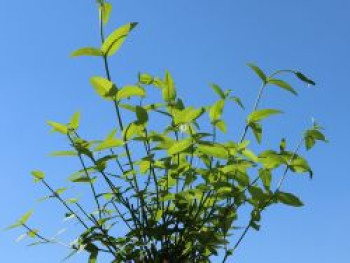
[0,0,349,262]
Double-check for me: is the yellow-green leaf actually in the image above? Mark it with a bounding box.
[101,22,138,56]
[247,109,283,123]
[162,71,177,102]
[31,170,45,183]
[268,79,298,95]
[116,85,145,101]
[95,139,124,151]
[197,143,228,159]
[71,47,104,57]
[100,2,112,25]
[215,120,227,133]
[247,63,267,82]
[19,210,34,224]
[50,151,77,157]
[90,76,117,99]
[70,112,81,130]
[138,73,153,85]
[210,83,225,99]
[277,192,304,207]
[209,100,225,123]
[47,121,68,134]
[168,138,192,155]
[123,123,144,141]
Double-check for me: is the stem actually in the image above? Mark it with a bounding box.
[68,132,102,219]
[223,138,304,262]
[239,81,266,142]
[41,179,89,229]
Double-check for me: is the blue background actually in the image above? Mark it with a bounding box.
[0,0,348,262]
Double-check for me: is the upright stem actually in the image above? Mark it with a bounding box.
[240,82,266,142]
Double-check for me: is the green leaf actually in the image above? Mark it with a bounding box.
[174,107,204,125]
[100,2,112,25]
[267,79,298,95]
[209,100,225,123]
[230,96,245,109]
[31,170,45,183]
[123,123,144,141]
[47,121,68,134]
[155,210,163,221]
[162,71,177,102]
[106,128,118,140]
[259,169,272,190]
[242,149,258,162]
[116,85,145,101]
[50,151,78,157]
[138,73,153,85]
[294,71,316,86]
[86,243,99,263]
[289,156,313,178]
[215,120,227,133]
[304,129,327,150]
[19,210,34,225]
[247,63,267,82]
[27,229,39,238]
[247,109,283,123]
[210,83,225,99]
[136,106,148,124]
[95,139,124,151]
[5,210,34,230]
[5,222,22,230]
[197,143,228,159]
[259,150,286,169]
[277,192,304,207]
[69,174,95,183]
[249,122,262,143]
[168,138,192,155]
[70,47,103,57]
[101,22,138,56]
[70,112,81,130]
[280,138,286,152]
[90,76,117,99]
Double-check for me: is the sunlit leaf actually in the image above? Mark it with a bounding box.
[209,100,225,123]
[247,109,283,123]
[50,151,77,157]
[247,63,267,82]
[101,22,138,56]
[138,73,153,85]
[210,83,225,99]
[90,76,118,99]
[168,138,192,155]
[277,191,304,207]
[197,143,228,159]
[71,47,103,57]
[70,112,81,130]
[47,121,68,135]
[162,71,176,102]
[268,79,298,95]
[95,139,124,151]
[116,85,145,101]
[100,2,112,25]
[259,169,272,190]
[215,120,227,133]
[249,122,262,143]
[31,170,45,183]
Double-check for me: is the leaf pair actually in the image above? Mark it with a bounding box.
[71,22,138,58]
[90,76,145,101]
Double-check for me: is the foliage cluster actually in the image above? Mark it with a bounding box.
[7,1,326,262]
